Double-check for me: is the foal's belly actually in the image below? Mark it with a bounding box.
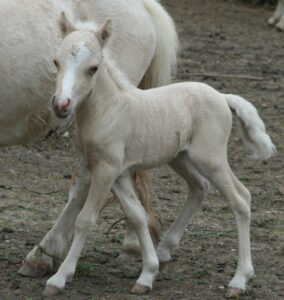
[126,125,191,171]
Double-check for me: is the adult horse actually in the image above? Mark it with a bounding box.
[0,0,179,277]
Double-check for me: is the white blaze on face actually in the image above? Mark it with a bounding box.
[60,42,91,104]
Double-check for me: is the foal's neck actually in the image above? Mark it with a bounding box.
[97,56,133,95]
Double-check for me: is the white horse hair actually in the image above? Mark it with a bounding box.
[0,0,178,147]
[44,19,276,298]
[2,0,179,279]
[268,0,284,31]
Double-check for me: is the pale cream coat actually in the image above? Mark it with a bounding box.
[44,20,275,298]
[0,0,178,146]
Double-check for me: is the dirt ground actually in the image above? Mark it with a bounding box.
[0,0,283,299]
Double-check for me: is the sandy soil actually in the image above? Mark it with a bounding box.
[0,0,283,299]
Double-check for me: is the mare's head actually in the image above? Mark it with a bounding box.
[52,13,112,118]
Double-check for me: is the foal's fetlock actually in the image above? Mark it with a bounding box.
[18,246,60,277]
[156,246,171,263]
[226,267,254,298]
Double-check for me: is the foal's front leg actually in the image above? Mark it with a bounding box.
[43,162,118,296]
[112,173,159,294]
[19,155,90,277]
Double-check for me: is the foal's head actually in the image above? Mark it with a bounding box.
[52,13,111,118]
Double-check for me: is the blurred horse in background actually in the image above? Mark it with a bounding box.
[268,0,284,30]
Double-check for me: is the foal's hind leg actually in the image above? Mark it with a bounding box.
[157,153,210,266]
[188,150,254,298]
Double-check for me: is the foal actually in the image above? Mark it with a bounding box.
[46,19,276,298]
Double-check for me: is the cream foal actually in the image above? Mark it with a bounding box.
[46,20,276,298]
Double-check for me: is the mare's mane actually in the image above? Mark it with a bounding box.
[57,0,98,32]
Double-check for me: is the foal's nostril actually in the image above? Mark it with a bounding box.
[52,95,57,106]
[65,98,71,108]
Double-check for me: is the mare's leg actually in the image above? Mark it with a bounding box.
[112,173,159,294]
[43,162,118,296]
[157,153,210,265]
[19,155,90,277]
[188,148,254,298]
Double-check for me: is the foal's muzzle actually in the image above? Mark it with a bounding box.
[52,95,71,119]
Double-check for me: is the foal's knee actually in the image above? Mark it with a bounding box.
[190,177,210,199]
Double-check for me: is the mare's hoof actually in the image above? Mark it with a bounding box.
[226,287,243,298]
[18,261,50,278]
[131,283,150,295]
[43,285,62,297]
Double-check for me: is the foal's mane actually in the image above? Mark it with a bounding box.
[101,53,134,91]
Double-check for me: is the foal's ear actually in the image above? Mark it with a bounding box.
[96,19,112,47]
[59,12,75,37]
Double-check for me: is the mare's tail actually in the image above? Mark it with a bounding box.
[139,0,179,89]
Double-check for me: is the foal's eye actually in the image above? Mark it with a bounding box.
[53,59,59,68]
[87,66,98,76]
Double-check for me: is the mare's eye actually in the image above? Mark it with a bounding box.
[87,66,98,76]
[53,59,59,68]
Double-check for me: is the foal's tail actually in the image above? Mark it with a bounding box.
[140,0,179,88]
[225,94,276,160]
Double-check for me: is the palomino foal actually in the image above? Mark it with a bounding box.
[46,20,276,298]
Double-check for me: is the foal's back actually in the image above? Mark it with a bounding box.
[123,82,232,168]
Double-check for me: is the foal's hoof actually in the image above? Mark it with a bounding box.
[43,285,62,297]
[131,283,150,295]
[226,288,243,298]
[18,260,51,278]
[117,248,141,262]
